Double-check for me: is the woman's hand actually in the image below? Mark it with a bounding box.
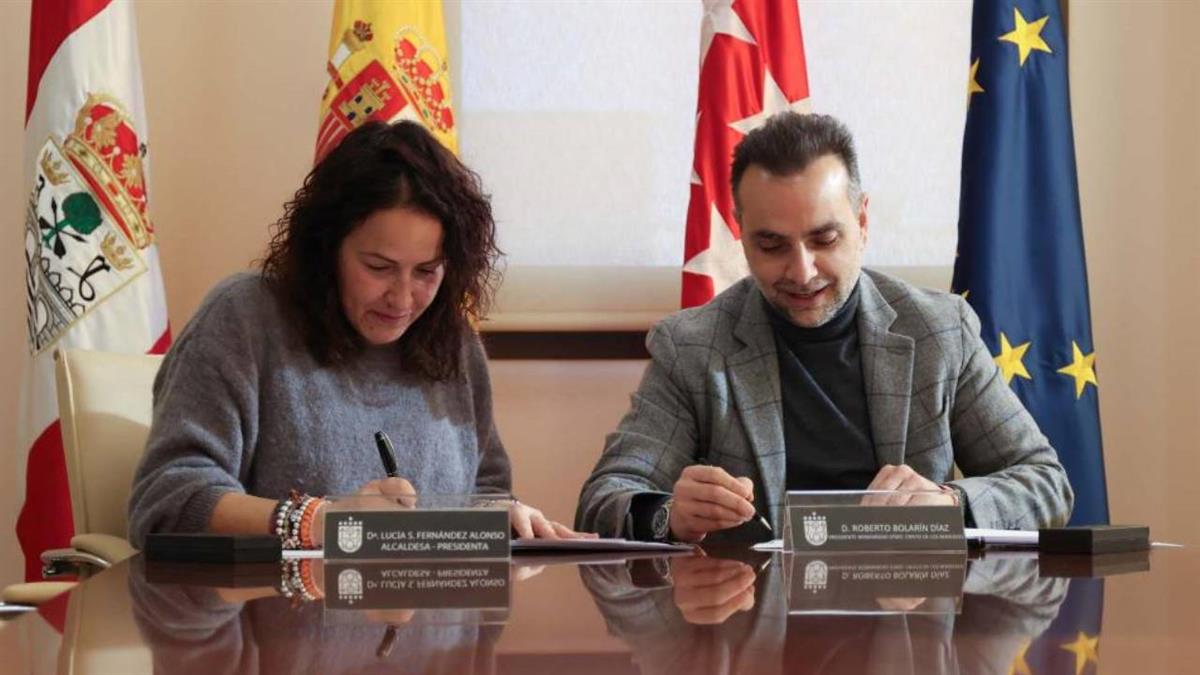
[312,477,419,547]
[508,501,597,540]
[357,477,419,504]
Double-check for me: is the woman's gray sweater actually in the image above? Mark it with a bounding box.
[127,273,511,547]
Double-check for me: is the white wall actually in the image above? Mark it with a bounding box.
[459,0,970,267]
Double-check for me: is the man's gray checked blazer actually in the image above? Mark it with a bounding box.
[575,269,1074,539]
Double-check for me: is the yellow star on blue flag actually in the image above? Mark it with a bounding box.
[998,8,1052,66]
[951,0,1108,525]
[1014,578,1104,675]
[1057,341,1098,398]
[1061,631,1100,675]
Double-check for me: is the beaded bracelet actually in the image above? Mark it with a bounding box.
[298,497,325,550]
[272,490,308,550]
[273,493,298,547]
[298,559,322,600]
[278,559,320,603]
[271,491,328,550]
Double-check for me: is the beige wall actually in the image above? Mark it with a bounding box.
[1071,2,1200,660]
[1,0,33,591]
[2,0,1199,593]
[1071,1,1200,544]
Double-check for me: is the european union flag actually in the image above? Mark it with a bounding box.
[1016,578,1105,675]
[952,0,1108,525]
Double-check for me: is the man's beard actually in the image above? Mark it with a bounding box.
[773,280,851,328]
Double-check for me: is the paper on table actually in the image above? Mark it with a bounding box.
[283,538,694,560]
[965,528,1038,547]
[750,528,1041,552]
[511,538,694,554]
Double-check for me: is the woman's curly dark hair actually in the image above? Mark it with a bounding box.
[260,121,501,380]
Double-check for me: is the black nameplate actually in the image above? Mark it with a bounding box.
[324,509,510,560]
[787,505,966,552]
[323,560,511,610]
[788,552,966,614]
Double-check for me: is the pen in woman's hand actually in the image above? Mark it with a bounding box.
[375,431,399,478]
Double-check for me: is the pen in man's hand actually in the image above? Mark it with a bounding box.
[755,513,774,534]
[375,431,399,478]
[697,457,773,533]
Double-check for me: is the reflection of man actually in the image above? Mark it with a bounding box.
[580,550,1070,675]
[577,113,1073,543]
[580,552,787,674]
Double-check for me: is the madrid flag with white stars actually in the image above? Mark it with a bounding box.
[681,0,810,308]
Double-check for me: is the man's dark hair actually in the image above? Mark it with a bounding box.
[731,112,863,209]
[260,120,501,380]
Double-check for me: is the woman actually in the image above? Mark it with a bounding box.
[128,120,586,548]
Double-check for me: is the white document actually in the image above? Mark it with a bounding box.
[752,539,785,552]
[284,539,694,560]
[511,538,694,554]
[751,528,1040,552]
[282,549,325,560]
[964,528,1038,547]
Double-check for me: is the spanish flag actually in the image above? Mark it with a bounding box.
[316,0,457,162]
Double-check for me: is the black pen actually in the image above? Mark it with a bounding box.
[752,508,774,534]
[697,456,773,533]
[376,624,397,658]
[375,431,399,478]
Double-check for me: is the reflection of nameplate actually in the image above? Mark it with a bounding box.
[786,552,966,615]
[323,560,511,611]
[785,491,966,553]
[324,509,510,561]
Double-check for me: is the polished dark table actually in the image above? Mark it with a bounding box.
[7,544,1195,674]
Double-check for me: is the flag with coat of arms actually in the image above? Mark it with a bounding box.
[317,0,458,162]
[17,0,171,582]
[681,0,810,308]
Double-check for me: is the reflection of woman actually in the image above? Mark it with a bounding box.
[128,121,583,547]
[127,558,502,675]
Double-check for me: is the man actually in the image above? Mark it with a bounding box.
[576,112,1073,543]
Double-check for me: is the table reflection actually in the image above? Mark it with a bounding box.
[39,546,1142,675]
[128,556,504,675]
[580,548,1090,675]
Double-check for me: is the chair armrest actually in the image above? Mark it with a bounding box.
[71,533,137,564]
[39,535,137,578]
[2,581,77,606]
[40,547,109,578]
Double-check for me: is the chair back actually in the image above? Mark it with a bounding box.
[55,349,163,539]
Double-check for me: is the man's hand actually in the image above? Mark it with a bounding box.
[670,554,758,625]
[669,465,758,543]
[862,464,955,506]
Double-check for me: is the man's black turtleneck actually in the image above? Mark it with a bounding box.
[767,280,878,490]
